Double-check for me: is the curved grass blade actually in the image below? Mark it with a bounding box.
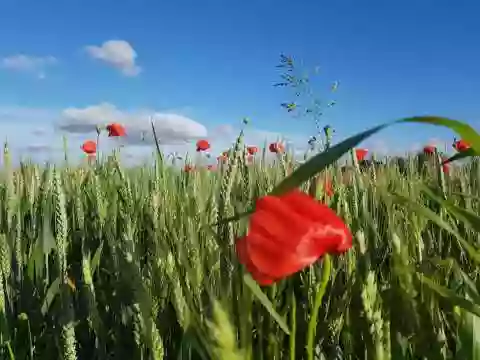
[399,116,480,153]
[421,184,480,233]
[390,192,480,265]
[270,123,389,195]
[271,116,476,195]
[211,116,475,226]
[442,148,478,165]
[417,273,480,318]
[243,274,290,335]
[457,307,480,360]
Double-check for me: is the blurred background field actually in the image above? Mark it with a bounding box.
[0,140,479,360]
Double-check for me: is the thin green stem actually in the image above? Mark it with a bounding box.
[306,255,332,360]
[289,289,297,360]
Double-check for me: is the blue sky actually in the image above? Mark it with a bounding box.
[0,0,478,163]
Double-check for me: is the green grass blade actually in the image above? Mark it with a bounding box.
[272,116,474,196]
[421,184,480,234]
[270,123,389,195]
[417,273,480,318]
[399,116,480,153]
[243,274,290,335]
[457,308,480,360]
[390,192,480,265]
[442,149,477,165]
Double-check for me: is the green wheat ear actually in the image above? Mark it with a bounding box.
[207,300,244,360]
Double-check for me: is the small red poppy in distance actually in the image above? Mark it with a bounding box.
[184,165,195,172]
[235,190,352,285]
[81,140,97,155]
[323,178,334,197]
[106,123,126,137]
[269,142,284,154]
[453,139,470,152]
[247,146,259,155]
[355,148,368,162]
[196,139,210,152]
[442,157,450,174]
[423,145,436,155]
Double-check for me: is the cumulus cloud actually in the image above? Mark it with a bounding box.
[0,55,57,79]
[84,40,141,76]
[57,103,207,146]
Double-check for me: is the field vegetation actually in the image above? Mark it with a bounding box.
[0,55,478,360]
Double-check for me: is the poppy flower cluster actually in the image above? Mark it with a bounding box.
[421,143,454,174]
[81,123,126,157]
[213,145,261,166]
[236,190,352,285]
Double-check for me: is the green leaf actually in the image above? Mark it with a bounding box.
[421,184,480,234]
[457,306,480,360]
[243,274,290,335]
[417,273,480,318]
[91,241,104,277]
[442,149,477,165]
[272,116,478,196]
[209,116,477,226]
[390,192,480,265]
[270,123,389,195]
[41,277,61,316]
[398,116,480,153]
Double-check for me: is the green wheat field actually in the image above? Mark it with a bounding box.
[0,126,479,360]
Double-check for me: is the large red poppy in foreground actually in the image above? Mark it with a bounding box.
[236,190,352,285]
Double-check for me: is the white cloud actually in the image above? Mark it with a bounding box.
[84,40,141,76]
[57,102,207,146]
[0,55,57,79]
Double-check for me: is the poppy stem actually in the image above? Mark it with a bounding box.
[306,255,332,360]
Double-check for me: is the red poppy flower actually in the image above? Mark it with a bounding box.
[106,123,126,137]
[323,178,334,197]
[442,164,450,174]
[453,139,470,152]
[235,190,352,285]
[247,146,259,155]
[423,145,436,155]
[207,164,216,171]
[81,140,97,155]
[355,148,368,162]
[269,142,284,154]
[196,139,210,152]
